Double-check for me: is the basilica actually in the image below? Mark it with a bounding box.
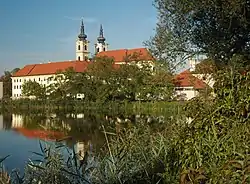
[11,20,154,98]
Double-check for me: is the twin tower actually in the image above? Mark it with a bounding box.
[76,20,108,61]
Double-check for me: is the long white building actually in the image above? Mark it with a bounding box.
[11,20,154,99]
[11,20,209,101]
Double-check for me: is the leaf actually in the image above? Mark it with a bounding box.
[0,155,10,164]
[28,163,45,170]
[30,151,44,157]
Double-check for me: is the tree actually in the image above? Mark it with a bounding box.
[22,80,46,99]
[0,68,20,98]
[147,0,250,68]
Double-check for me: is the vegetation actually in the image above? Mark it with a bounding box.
[0,68,19,98]
[0,56,175,112]
[1,0,250,183]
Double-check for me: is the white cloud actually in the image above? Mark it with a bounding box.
[63,16,97,23]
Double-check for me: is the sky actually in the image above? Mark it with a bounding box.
[0,0,157,75]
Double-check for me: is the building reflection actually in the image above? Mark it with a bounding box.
[0,114,3,130]
[12,114,23,128]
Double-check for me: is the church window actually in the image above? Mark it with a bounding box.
[85,45,87,50]
[78,45,80,50]
[103,47,106,51]
[97,48,100,53]
[78,56,81,61]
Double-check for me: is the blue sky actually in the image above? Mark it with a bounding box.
[0,0,157,75]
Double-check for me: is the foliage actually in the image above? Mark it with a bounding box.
[146,0,250,70]
[22,80,46,99]
[18,56,174,105]
[0,142,96,184]
[0,68,20,99]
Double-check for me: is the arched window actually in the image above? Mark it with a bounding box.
[97,48,100,53]
[84,45,87,51]
[78,45,80,50]
[78,56,81,61]
[103,47,106,51]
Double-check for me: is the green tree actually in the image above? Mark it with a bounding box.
[22,80,46,99]
[147,0,250,68]
[0,68,20,98]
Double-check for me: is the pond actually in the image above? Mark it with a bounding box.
[0,111,179,172]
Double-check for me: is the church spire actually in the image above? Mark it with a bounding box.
[78,19,87,40]
[95,24,108,53]
[97,24,106,43]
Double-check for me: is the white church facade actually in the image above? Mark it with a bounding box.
[11,20,154,99]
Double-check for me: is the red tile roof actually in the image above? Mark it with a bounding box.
[96,48,154,62]
[13,61,89,77]
[174,70,207,89]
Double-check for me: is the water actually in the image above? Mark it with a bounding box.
[0,111,180,171]
[0,113,107,171]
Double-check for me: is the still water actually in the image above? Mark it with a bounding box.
[0,113,108,171]
[0,112,171,171]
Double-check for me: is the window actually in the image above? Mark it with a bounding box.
[14,79,16,82]
[97,48,100,53]
[33,78,35,81]
[16,86,18,89]
[84,56,88,61]
[14,86,16,89]
[78,45,80,50]
[103,47,105,51]
[24,79,26,82]
[78,56,81,61]
[39,78,40,81]
[84,45,87,50]
[20,85,22,89]
[19,79,21,82]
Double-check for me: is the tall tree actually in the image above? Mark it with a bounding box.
[146,0,250,69]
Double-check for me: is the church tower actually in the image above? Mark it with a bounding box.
[95,24,108,53]
[76,20,89,61]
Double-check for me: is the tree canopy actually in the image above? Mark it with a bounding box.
[20,57,174,103]
[147,0,250,69]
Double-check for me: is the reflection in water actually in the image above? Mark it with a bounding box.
[0,115,3,130]
[12,114,23,128]
[0,111,184,170]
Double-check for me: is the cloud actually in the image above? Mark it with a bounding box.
[63,16,97,23]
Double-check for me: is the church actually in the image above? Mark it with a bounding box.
[11,20,154,99]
